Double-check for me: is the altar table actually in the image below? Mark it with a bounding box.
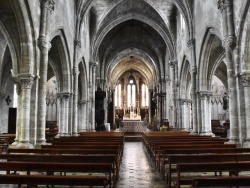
[120,121,147,132]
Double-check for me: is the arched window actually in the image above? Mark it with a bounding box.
[141,84,149,107]
[127,74,136,109]
[115,84,122,107]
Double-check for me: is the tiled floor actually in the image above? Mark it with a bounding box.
[117,142,165,188]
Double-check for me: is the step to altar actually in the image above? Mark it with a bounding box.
[124,133,142,142]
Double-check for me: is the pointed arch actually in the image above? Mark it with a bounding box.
[49,29,72,92]
[179,56,191,99]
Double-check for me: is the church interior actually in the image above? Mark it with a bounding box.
[0,0,250,187]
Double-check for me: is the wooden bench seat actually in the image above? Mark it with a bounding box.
[0,153,118,182]
[155,144,237,170]
[166,153,250,188]
[173,161,250,188]
[0,174,109,188]
[0,161,113,187]
[190,176,250,188]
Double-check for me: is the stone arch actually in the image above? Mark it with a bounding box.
[241,25,250,71]
[11,0,35,74]
[104,48,155,88]
[49,30,72,92]
[0,21,18,75]
[79,57,88,101]
[92,13,175,70]
[198,27,225,91]
[179,56,191,99]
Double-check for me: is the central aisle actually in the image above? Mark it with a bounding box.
[117,142,165,188]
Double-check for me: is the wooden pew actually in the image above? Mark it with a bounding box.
[173,161,250,188]
[190,176,250,188]
[0,174,109,188]
[155,144,237,170]
[0,161,113,187]
[0,153,118,183]
[166,153,250,188]
[7,148,121,180]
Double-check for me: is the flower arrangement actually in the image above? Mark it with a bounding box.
[160,125,169,131]
[151,115,160,131]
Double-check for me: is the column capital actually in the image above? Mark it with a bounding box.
[189,66,197,74]
[78,100,87,104]
[169,61,177,68]
[12,74,35,89]
[38,36,51,52]
[20,78,34,89]
[74,39,81,49]
[187,38,195,48]
[199,90,213,99]
[217,0,233,13]
[73,66,80,76]
[57,92,72,100]
[241,71,250,87]
[179,98,192,105]
[225,35,237,50]
[90,62,98,68]
[44,0,55,13]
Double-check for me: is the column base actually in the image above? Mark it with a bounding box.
[226,137,241,147]
[189,130,198,135]
[35,140,48,148]
[71,132,79,136]
[243,141,250,148]
[10,141,19,147]
[200,131,215,137]
[16,142,34,148]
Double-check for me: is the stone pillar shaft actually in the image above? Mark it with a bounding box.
[36,0,54,146]
[242,75,250,147]
[17,77,34,148]
[56,95,62,136]
[218,0,238,144]
[62,94,70,135]
[169,61,176,127]
[91,62,98,130]
[36,39,51,146]
[188,39,198,134]
[11,85,21,146]
[72,66,79,135]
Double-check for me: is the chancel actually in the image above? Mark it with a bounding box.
[0,0,250,187]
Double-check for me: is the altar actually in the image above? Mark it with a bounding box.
[120,121,147,132]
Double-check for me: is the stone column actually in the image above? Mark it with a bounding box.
[36,38,51,147]
[188,39,198,134]
[87,99,91,131]
[61,93,71,135]
[11,84,21,147]
[180,99,191,131]
[72,65,80,135]
[169,61,176,127]
[199,91,214,135]
[218,0,239,144]
[91,62,98,131]
[72,39,81,136]
[148,88,153,122]
[78,100,87,132]
[242,74,250,147]
[56,94,62,137]
[166,79,171,120]
[36,0,54,147]
[161,78,167,120]
[16,76,34,148]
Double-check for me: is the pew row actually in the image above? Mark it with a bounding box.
[0,174,109,188]
[173,161,250,188]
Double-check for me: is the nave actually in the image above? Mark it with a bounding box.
[117,142,164,188]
